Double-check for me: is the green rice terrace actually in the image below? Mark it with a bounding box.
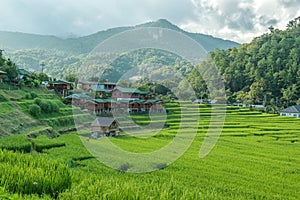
[0,88,299,199]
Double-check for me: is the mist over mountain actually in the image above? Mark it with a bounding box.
[0,19,239,54]
[0,19,239,81]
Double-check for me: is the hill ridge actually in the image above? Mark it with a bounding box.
[0,19,239,54]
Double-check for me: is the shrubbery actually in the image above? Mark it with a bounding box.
[29,98,60,116]
[30,92,38,99]
[39,100,59,113]
[33,97,42,105]
[29,104,41,117]
[25,92,38,100]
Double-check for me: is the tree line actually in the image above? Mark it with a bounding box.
[188,16,300,108]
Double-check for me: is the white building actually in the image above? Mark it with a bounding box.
[279,106,300,118]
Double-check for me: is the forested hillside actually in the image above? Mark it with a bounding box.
[189,17,300,108]
[0,19,239,80]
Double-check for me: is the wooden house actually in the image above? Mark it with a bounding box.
[128,100,144,112]
[100,82,116,90]
[94,88,112,98]
[145,99,164,112]
[79,81,116,92]
[64,93,91,105]
[94,99,117,114]
[112,86,150,100]
[79,81,98,91]
[279,106,300,118]
[82,100,98,112]
[91,117,119,137]
[49,80,72,97]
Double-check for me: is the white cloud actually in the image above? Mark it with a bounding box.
[0,0,299,43]
[182,0,300,43]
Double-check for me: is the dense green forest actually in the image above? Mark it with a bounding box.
[188,16,300,107]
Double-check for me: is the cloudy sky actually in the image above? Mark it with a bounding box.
[0,0,299,43]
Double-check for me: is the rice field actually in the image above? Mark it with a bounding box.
[0,102,299,199]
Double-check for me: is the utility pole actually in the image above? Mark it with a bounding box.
[40,62,45,73]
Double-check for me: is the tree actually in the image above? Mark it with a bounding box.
[1,62,18,83]
[175,79,195,100]
[117,80,130,87]
[37,73,49,82]
[287,16,300,29]
[65,74,77,82]
[282,84,298,106]
[65,74,79,88]
[249,80,265,104]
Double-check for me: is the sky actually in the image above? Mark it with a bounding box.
[0,0,299,43]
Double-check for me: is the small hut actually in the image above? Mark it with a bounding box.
[91,117,119,138]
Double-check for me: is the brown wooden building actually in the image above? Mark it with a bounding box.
[91,117,119,137]
[79,81,116,92]
[112,86,150,100]
[65,93,91,105]
[49,80,72,97]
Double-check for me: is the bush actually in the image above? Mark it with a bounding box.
[25,92,38,99]
[33,97,42,106]
[30,92,38,99]
[51,101,59,112]
[39,100,59,113]
[32,98,60,114]
[25,93,31,99]
[29,104,41,117]
[39,100,50,112]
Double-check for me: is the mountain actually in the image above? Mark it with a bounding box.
[0,19,239,54]
[0,19,240,80]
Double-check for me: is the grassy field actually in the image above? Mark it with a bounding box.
[0,100,299,199]
[0,87,93,137]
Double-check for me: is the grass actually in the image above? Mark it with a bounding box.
[0,149,71,198]
[0,86,94,138]
[0,100,299,199]
[0,134,32,152]
[44,103,300,199]
[0,102,15,114]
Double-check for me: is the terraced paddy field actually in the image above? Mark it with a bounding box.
[0,101,299,199]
